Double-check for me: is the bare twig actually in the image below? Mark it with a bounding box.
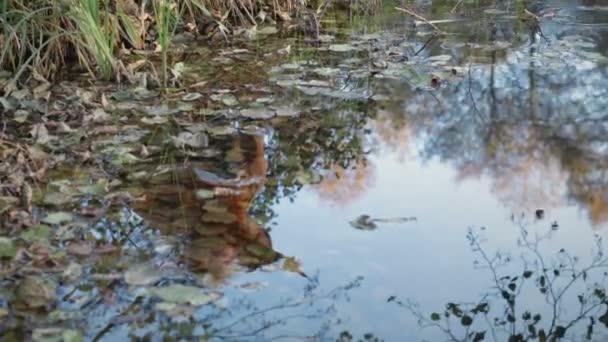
[395,7,446,34]
[450,0,464,14]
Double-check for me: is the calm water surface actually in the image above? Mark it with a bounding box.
[6,0,608,341]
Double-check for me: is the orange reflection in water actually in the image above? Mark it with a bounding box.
[133,134,280,283]
[312,159,375,206]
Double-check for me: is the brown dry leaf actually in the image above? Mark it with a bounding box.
[127,59,147,74]
[101,93,112,110]
[33,82,51,100]
[16,276,56,309]
[81,109,108,127]
[29,124,52,144]
[67,242,94,257]
[189,81,208,89]
[275,10,291,22]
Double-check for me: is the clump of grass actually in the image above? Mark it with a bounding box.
[0,0,308,84]
[152,0,179,88]
[70,0,118,80]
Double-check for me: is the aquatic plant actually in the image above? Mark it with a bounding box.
[392,219,608,341]
[0,0,306,84]
[70,0,118,80]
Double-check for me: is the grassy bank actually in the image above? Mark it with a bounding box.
[0,0,302,84]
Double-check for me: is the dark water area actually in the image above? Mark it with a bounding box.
[3,0,608,341]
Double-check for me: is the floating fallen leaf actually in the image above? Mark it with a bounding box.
[0,237,16,258]
[20,224,51,242]
[182,92,203,102]
[77,179,109,195]
[13,109,29,123]
[148,284,219,306]
[42,192,74,206]
[20,181,32,210]
[172,131,209,148]
[329,44,356,52]
[141,115,169,125]
[32,328,84,342]
[30,123,52,144]
[16,276,56,309]
[125,262,163,286]
[85,108,111,124]
[67,242,93,256]
[240,108,275,120]
[282,256,307,278]
[42,212,73,225]
[62,262,83,282]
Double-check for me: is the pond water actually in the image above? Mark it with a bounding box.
[3,0,608,341]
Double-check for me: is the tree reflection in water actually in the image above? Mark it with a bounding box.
[391,218,608,341]
[133,133,281,282]
[259,1,608,228]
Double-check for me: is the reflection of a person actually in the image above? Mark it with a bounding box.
[133,133,280,282]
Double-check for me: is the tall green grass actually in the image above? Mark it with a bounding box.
[152,0,178,88]
[70,0,117,80]
[0,0,306,84]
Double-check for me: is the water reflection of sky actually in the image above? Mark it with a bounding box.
[258,1,608,339]
[271,137,602,339]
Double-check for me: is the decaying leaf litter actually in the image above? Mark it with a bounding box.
[1,1,596,339]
